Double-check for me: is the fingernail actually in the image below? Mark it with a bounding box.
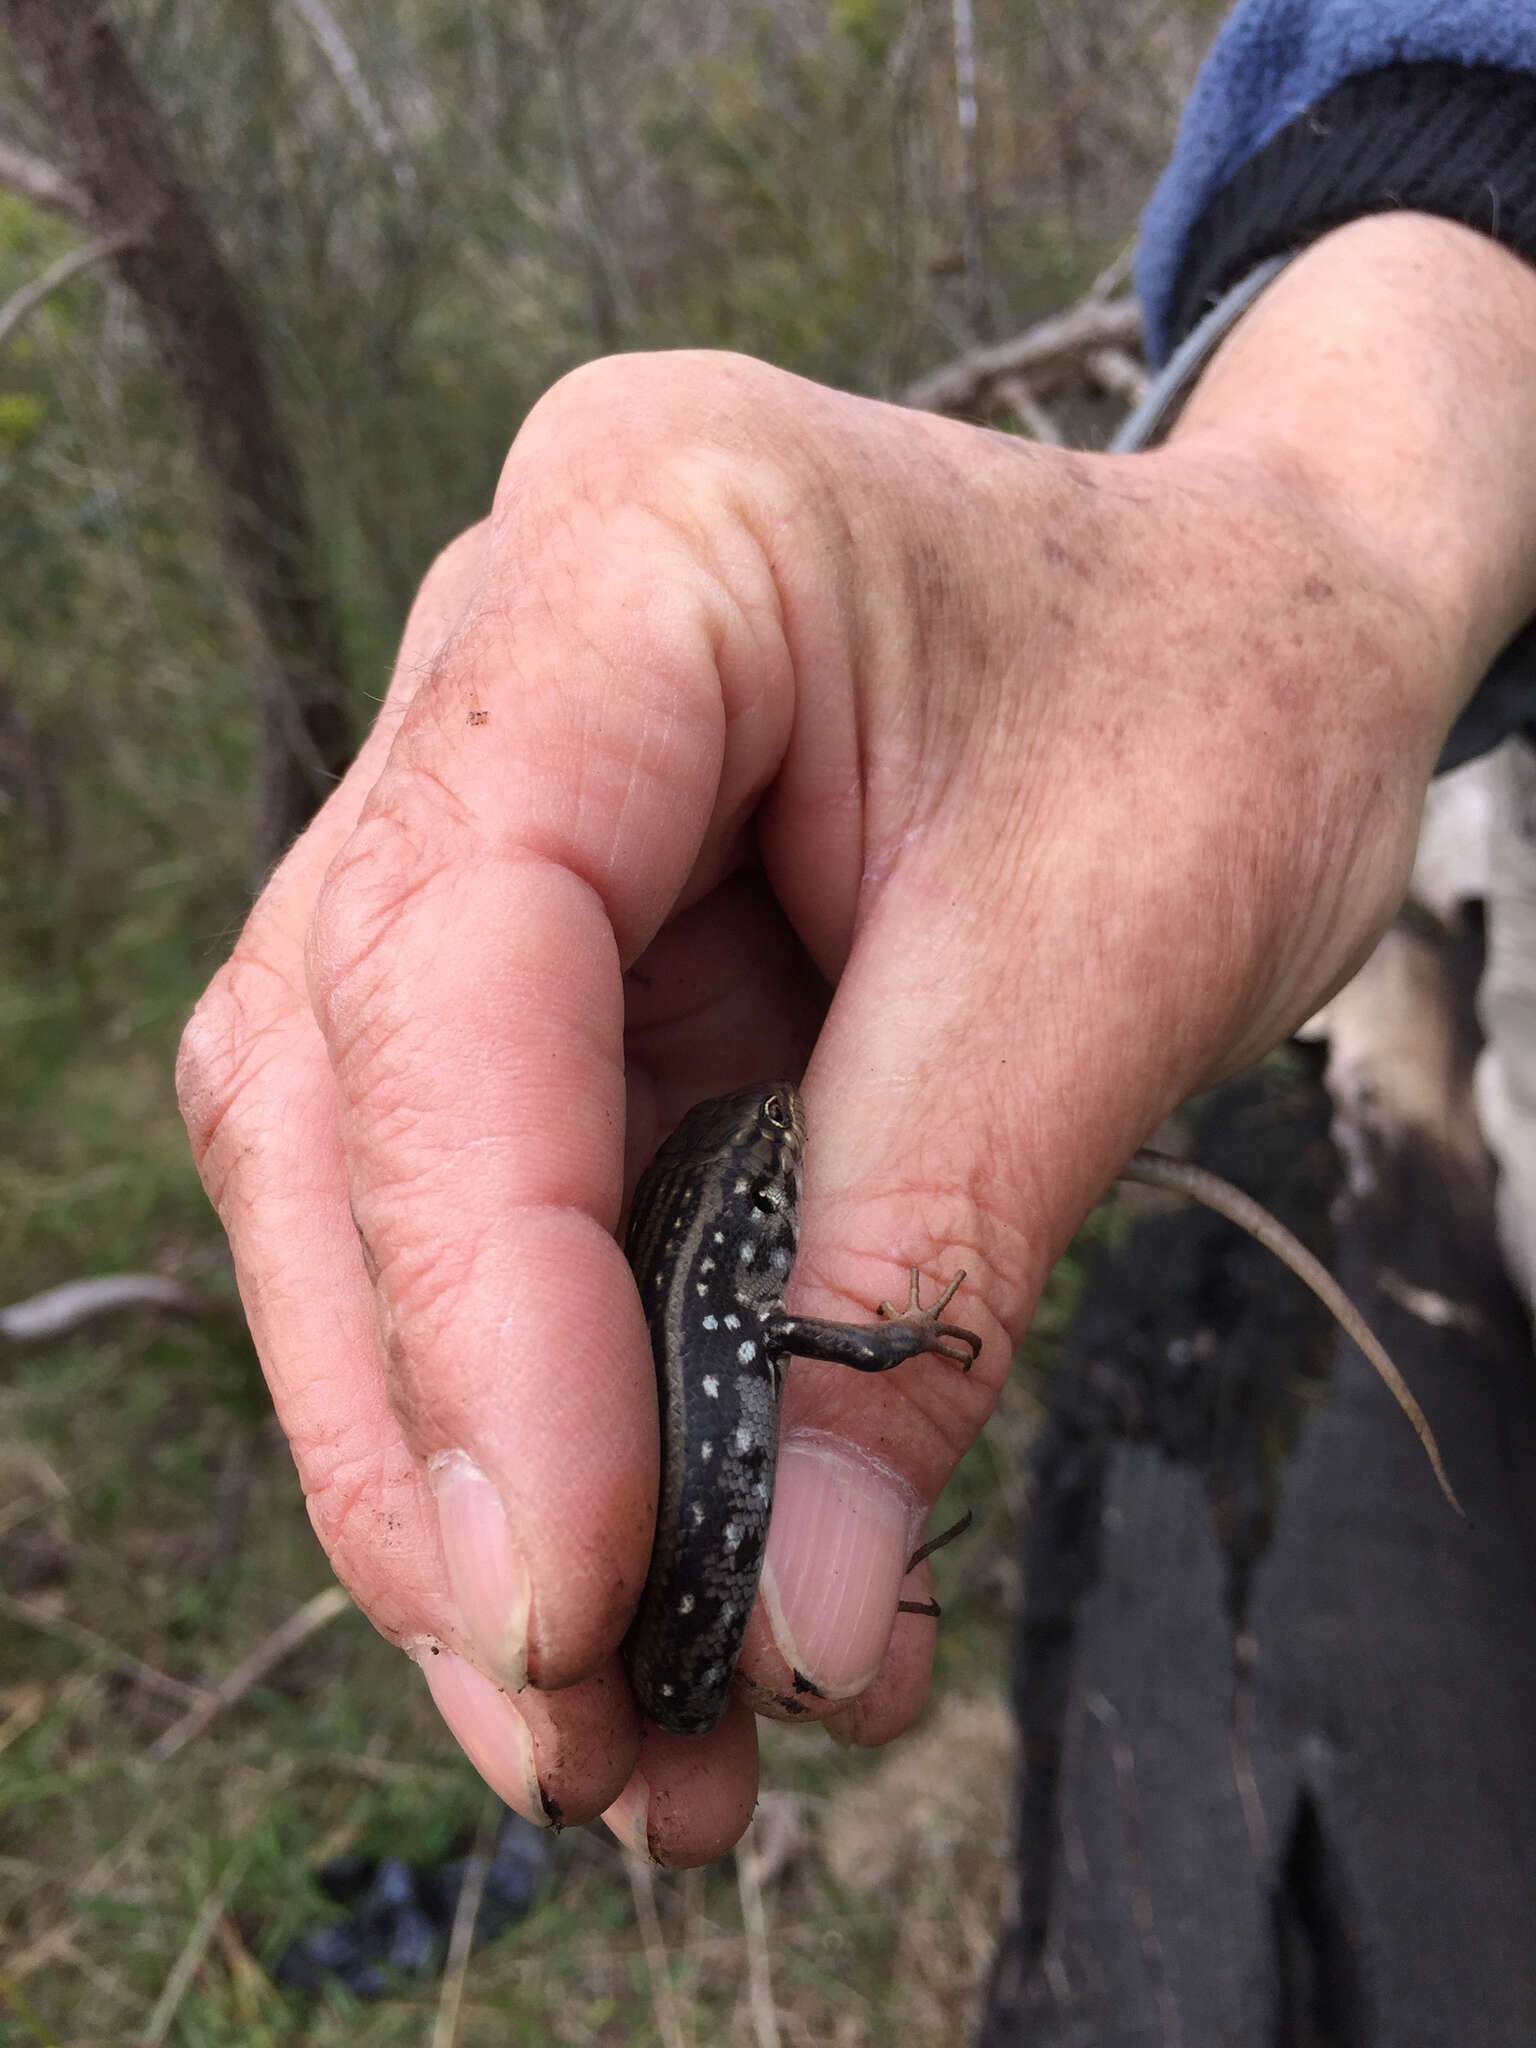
[758,1434,913,1699]
[413,1643,548,1825]
[428,1450,531,1688]
[603,1771,656,1862]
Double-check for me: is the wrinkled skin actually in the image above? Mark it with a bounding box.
[178,216,1536,1865]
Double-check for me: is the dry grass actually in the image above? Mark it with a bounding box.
[0,1290,1068,2047]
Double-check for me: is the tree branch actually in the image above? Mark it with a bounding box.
[0,222,136,347]
[904,293,1143,417]
[147,1585,352,1762]
[0,132,87,218]
[0,1272,242,1346]
[287,0,413,189]
[0,0,355,869]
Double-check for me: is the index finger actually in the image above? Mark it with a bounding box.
[301,365,801,1689]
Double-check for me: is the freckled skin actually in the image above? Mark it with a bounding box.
[623,1084,981,1736]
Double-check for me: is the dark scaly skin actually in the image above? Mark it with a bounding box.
[622,1088,1461,1737]
[623,1084,981,1736]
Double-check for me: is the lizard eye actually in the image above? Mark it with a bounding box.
[762,1092,789,1129]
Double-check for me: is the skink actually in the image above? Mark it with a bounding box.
[623,1083,1460,1736]
[622,1084,979,1735]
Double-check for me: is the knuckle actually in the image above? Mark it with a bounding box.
[175,960,291,1185]
[373,1222,484,1369]
[518,350,780,488]
[297,1432,427,1645]
[175,977,241,1166]
[526,351,699,436]
[299,1428,393,1554]
[308,802,460,1052]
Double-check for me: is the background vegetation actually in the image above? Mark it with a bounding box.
[0,2,1219,2038]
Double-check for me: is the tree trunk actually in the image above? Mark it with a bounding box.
[982,928,1536,2047]
[0,0,354,873]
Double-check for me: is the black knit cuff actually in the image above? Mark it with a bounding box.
[1167,61,1536,351]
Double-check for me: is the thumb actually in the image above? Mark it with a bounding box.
[740,736,1266,1722]
[738,885,1045,1726]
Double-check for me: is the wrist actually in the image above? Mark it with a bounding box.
[1166,212,1536,735]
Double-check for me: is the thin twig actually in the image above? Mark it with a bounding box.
[288,0,414,188]
[149,1585,352,1761]
[0,1685,46,1759]
[993,376,1064,444]
[0,1966,65,2047]
[0,1272,241,1346]
[145,1757,290,2031]
[1087,241,1136,301]
[949,0,988,337]
[0,137,87,220]
[432,1791,501,2048]
[904,295,1142,415]
[735,1823,782,2048]
[3,1802,167,1998]
[140,1845,255,2045]
[0,228,139,350]
[1120,1150,1465,1516]
[1086,345,1149,405]
[627,1855,686,2048]
[0,1591,206,1709]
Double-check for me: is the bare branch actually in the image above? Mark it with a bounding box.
[431,1791,501,2048]
[904,295,1143,417]
[627,1854,686,2048]
[286,0,413,189]
[0,1271,241,1345]
[949,0,988,338]
[0,133,87,218]
[1086,345,1150,406]
[736,1815,784,2048]
[140,1840,255,2048]
[148,1584,352,1761]
[0,224,136,348]
[993,375,1065,445]
[0,1590,208,1708]
[1087,241,1136,303]
[540,0,633,352]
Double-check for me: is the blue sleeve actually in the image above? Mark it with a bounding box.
[1136,0,1536,362]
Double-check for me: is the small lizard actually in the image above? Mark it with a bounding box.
[623,1083,1461,1736]
[622,1085,979,1735]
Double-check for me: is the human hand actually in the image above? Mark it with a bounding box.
[177,213,1536,1865]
